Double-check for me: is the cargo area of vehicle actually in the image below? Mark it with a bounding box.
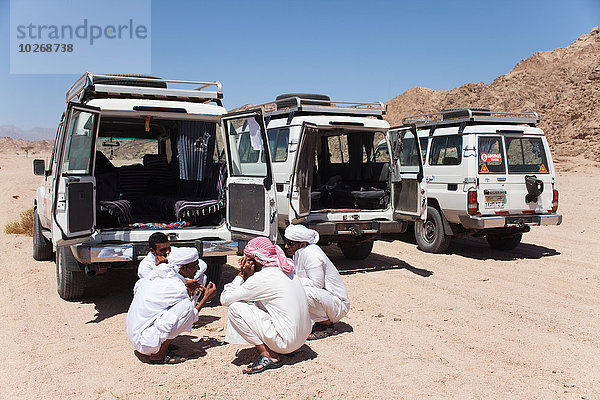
[94,116,226,229]
[309,129,391,211]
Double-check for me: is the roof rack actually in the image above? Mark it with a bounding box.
[66,72,223,105]
[257,96,386,121]
[400,108,539,128]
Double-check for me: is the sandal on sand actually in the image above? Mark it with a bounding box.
[243,356,283,375]
[149,353,186,365]
[307,325,337,341]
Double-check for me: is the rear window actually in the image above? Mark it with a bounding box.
[267,127,289,162]
[478,136,505,174]
[505,137,549,174]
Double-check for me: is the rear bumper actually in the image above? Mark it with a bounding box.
[70,240,239,265]
[458,213,562,230]
[308,220,407,242]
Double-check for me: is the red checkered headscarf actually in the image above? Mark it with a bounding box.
[243,237,294,273]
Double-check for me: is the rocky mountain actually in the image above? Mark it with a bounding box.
[385,27,600,161]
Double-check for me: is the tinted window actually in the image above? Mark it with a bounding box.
[419,137,428,162]
[429,135,462,165]
[506,137,549,174]
[478,136,505,174]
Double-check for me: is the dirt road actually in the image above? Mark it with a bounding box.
[0,154,598,399]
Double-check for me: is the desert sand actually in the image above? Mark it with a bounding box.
[0,152,599,400]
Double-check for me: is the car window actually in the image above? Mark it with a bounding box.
[97,138,158,167]
[372,132,389,163]
[506,137,549,174]
[328,135,349,164]
[429,135,462,165]
[478,136,505,174]
[267,127,289,162]
[419,137,428,162]
[62,110,97,174]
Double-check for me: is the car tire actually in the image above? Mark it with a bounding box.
[486,233,522,251]
[33,208,53,261]
[339,241,374,260]
[56,247,86,300]
[205,256,226,286]
[414,207,451,253]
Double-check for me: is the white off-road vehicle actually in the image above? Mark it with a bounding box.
[391,107,562,253]
[33,73,278,299]
[247,94,427,260]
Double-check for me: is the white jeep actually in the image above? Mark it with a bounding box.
[390,107,562,253]
[33,73,278,299]
[246,94,427,260]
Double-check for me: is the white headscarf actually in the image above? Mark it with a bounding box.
[284,224,320,245]
[168,247,199,271]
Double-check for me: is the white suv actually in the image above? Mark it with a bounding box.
[33,73,278,299]
[391,107,562,253]
[246,94,427,260]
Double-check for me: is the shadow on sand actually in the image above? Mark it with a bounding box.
[134,335,226,363]
[446,236,561,261]
[322,244,433,278]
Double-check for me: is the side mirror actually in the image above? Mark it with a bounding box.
[33,159,46,176]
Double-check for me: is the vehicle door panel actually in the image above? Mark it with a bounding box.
[289,123,318,221]
[222,109,277,241]
[52,103,100,246]
[388,127,426,220]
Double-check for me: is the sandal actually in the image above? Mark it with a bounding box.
[242,356,283,375]
[307,325,337,341]
[149,353,186,365]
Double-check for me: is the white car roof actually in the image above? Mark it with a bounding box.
[268,115,390,130]
[86,98,226,116]
[415,124,545,136]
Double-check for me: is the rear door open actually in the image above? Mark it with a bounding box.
[52,102,101,246]
[388,127,427,221]
[222,109,277,241]
[289,122,318,222]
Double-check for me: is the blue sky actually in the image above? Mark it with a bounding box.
[0,0,598,131]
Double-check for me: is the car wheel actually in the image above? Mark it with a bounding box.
[414,207,451,253]
[56,247,86,300]
[33,208,53,261]
[486,233,522,250]
[339,241,374,260]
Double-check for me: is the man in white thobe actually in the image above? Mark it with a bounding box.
[284,224,350,340]
[138,232,207,285]
[126,247,216,364]
[220,237,311,374]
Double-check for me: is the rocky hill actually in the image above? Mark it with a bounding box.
[0,137,54,156]
[385,27,600,161]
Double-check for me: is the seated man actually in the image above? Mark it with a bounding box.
[138,232,207,285]
[220,237,311,375]
[284,224,350,340]
[126,247,216,364]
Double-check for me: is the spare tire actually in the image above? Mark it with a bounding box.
[442,107,490,120]
[93,74,167,88]
[275,93,330,109]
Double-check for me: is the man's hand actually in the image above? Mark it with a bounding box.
[241,257,257,280]
[155,254,168,266]
[185,279,202,297]
[203,282,217,300]
[195,282,217,311]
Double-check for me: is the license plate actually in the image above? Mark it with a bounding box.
[484,194,505,209]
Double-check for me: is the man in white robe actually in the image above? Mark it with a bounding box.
[284,224,350,340]
[126,247,216,364]
[220,237,311,374]
[138,232,208,285]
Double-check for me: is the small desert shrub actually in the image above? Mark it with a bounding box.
[4,207,34,236]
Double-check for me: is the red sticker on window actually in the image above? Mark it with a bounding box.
[480,153,502,163]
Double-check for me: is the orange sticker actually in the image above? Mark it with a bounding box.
[539,164,547,173]
[480,164,489,173]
